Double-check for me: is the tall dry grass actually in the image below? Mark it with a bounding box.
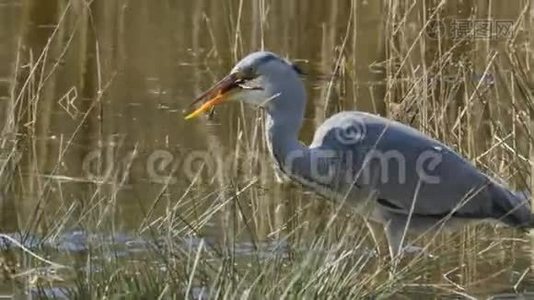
[0,0,533,298]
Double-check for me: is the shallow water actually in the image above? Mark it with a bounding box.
[1,0,534,298]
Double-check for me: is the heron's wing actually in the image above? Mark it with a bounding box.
[310,111,530,225]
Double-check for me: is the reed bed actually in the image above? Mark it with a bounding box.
[0,0,533,298]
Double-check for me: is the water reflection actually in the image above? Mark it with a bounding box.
[0,230,290,261]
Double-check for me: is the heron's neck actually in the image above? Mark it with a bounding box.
[264,113,309,177]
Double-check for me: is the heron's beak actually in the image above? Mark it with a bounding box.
[184,73,241,120]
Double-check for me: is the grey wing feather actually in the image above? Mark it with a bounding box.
[310,111,531,226]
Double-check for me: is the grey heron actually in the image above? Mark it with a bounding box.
[185,51,533,258]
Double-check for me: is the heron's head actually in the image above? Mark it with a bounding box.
[185,51,305,120]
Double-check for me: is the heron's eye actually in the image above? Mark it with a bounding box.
[239,66,257,80]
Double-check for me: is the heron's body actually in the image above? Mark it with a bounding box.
[187,51,532,257]
[267,109,530,255]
